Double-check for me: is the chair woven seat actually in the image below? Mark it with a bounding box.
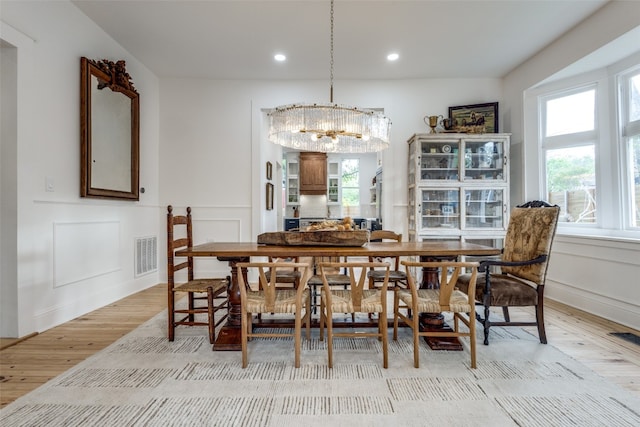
[175,278,228,294]
[308,273,351,286]
[321,289,384,313]
[245,289,310,313]
[396,288,472,314]
[368,270,407,282]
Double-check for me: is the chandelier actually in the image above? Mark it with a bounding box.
[268,0,391,153]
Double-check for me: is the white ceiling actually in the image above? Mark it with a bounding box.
[71,0,609,80]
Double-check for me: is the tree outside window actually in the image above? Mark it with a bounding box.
[542,87,597,223]
[341,159,360,217]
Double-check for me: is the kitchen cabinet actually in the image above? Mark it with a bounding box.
[299,152,327,195]
[407,133,510,246]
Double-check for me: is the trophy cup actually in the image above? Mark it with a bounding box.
[424,115,443,133]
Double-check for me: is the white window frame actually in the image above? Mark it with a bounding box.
[618,65,640,230]
[539,83,599,228]
[524,55,640,240]
[341,158,360,217]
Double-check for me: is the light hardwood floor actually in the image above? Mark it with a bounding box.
[1,284,638,408]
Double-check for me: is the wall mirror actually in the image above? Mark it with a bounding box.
[80,57,139,200]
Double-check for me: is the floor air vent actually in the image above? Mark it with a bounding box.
[135,236,158,277]
[609,332,640,346]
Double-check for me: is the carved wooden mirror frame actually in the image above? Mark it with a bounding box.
[80,57,140,200]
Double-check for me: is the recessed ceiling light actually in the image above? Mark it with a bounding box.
[274,54,286,62]
[387,53,399,61]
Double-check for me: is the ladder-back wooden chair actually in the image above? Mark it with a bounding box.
[167,205,229,344]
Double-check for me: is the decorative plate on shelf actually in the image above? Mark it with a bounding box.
[442,144,452,153]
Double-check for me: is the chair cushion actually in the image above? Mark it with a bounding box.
[245,289,310,313]
[322,289,384,313]
[397,288,472,313]
[457,273,539,307]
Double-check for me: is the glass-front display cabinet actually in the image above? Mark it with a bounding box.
[327,157,340,205]
[286,154,299,206]
[407,133,510,243]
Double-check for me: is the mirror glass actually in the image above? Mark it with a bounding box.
[80,57,139,200]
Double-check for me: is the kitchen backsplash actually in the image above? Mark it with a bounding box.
[299,195,330,218]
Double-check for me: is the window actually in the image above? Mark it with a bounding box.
[529,57,640,238]
[341,158,360,217]
[541,86,597,224]
[620,69,640,228]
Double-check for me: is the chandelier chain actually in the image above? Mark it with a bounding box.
[267,0,391,153]
[330,0,334,103]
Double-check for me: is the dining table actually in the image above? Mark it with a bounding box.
[176,240,501,351]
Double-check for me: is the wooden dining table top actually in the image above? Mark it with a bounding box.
[176,240,501,258]
[175,240,500,351]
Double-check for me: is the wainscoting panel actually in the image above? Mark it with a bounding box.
[53,221,121,288]
[546,236,640,329]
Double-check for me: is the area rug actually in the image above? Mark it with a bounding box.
[1,311,639,427]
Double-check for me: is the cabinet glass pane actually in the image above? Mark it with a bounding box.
[287,177,299,204]
[328,177,339,203]
[463,189,504,229]
[420,189,459,229]
[408,145,416,184]
[462,139,504,181]
[420,141,460,180]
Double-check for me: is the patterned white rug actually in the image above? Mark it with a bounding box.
[1,310,639,427]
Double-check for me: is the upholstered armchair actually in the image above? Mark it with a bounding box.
[456,201,560,345]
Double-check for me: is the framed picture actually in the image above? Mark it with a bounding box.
[266,161,273,180]
[448,102,498,133]
[440,204,455,215]
[266,183,274,210]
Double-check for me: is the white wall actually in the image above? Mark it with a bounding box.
[502,1,640,329]
[1,39,19,337]
[1,1,161,337]
[159,77,502,279]
[6,1,637,337]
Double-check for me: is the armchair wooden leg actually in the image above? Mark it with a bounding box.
[483,304,491,345]
[536,303,547,344]
[207,287,215,344]
[502,306,511,322]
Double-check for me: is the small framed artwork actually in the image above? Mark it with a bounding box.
[266,161,273,180]
[266,183,274,210]
[448,102,498,133]
[440,204,455,215]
